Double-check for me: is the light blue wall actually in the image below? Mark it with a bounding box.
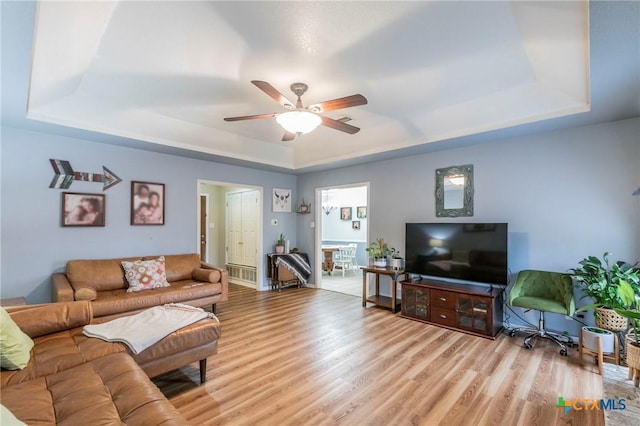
[0,126,297,302]
[321,188,368,243]
[2,118,639,336]
[297,118,640,336]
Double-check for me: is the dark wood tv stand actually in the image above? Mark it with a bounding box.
[400,278,504,339]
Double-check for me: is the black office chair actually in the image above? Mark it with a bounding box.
[508,270,575,356]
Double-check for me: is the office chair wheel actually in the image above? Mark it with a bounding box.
[560,348,568,356]
[524,342,533,350]
[509,330,516,337]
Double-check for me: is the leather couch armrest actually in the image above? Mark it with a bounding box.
[199,262,228,302]
[200,262,223,271]
[52,273,75,302]
[8,301,93,338]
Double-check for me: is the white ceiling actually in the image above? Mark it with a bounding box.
[0,0,640,174]
[25,0,594,171]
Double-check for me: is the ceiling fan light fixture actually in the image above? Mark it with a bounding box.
[276,110,322,135]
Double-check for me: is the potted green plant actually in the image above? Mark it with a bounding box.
[275,233,286,254]
[614,279,640,386]
[581,326,616,355]
[366,238,388,268]
[571,252,639,331]
[388,247,403,270]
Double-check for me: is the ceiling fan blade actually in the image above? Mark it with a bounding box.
[224,113,277,122]
[321,116,360,134]
[282,132,296,142]
[251,80,295,109]
[308,94,367,113]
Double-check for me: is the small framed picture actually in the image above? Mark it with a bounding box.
[340,207,352,220]
[273,188,292,212]
[352,220,361,230]
[357,206,367,219]
[62,192,105,227]
[131,181,165,225]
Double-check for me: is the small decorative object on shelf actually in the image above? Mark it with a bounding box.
[388,247,403,270]
[296,199,311,214]
[366,238,402,269]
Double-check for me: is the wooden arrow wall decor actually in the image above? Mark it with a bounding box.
[49,159,122,190]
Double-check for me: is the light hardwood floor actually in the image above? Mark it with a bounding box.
[154,284,605,425]
[320,271,361,297]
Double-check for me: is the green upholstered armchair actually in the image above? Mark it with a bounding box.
[508,270,575,355]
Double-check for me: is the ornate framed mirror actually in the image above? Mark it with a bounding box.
[435,164,474,217]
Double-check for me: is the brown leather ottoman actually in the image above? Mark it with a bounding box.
[127,316,221,383]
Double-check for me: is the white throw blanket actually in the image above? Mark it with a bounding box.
[83,303,216,354]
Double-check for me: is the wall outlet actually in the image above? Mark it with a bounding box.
[310,221,315,228]
[271,219,278,226]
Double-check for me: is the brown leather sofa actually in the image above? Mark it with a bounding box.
[1,301,220,424]
[52,253,228,321]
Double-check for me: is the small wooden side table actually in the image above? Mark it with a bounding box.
[266,253,310,291]
[361,266,405,313]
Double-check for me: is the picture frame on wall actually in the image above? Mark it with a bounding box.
[340,207,352,220]
[62,192,105,227]
[273,188,292,212]
[357,206,367,218]
[352,220,360,230]
[131,181,165,225]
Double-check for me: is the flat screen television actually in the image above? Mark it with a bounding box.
[405,223,508,286]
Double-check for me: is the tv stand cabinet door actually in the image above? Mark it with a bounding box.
[456,295,492,335]
[401,284,429,320]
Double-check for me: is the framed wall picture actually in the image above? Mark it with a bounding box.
[357,206,367,218]
[62,192,105,227]
[352,220,361,230]
[273,188,292,212]
[340,207,352,220]
[131,181,165,225]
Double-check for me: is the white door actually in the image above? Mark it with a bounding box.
[226,190,259,267]
[241,190,258,267]
[226,192,243,265]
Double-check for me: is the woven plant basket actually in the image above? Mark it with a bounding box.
[628,341,640,366]
[595,307,628,332]
[626,335,640,387]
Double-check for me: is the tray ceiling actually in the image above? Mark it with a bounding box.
[27,1,590,170]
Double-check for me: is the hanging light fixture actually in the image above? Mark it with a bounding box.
[276,110,322,135]
[322,205,337,215]
[321,190,336,215]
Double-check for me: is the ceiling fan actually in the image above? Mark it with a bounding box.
[224,80,368,141]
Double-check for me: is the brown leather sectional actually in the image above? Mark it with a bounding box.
[52,253,228,321]
[1,301,219,424]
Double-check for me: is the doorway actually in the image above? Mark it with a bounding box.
[315,183,369,297]
[198,180,263,289]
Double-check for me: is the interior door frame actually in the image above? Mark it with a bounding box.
[196,179,264,290]
[199,193,210,262]
[314,182,370,290]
